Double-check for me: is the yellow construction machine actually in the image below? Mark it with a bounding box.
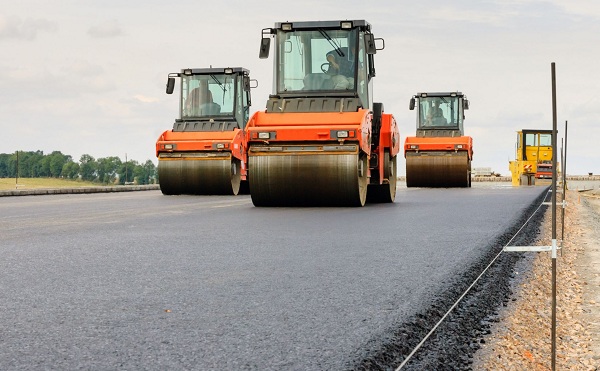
[509,129,555,186]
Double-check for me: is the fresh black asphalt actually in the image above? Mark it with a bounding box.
[0,185,546,370]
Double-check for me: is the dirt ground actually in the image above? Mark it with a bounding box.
[473,189,600,370]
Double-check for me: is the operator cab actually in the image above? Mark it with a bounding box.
[259,20,382,112]
[165,67,253,132]
[409,92,469,137]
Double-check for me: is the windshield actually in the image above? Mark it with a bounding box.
[275,27,368,101]
[181,74,236,118]
[539,134,552,146]
[417,96,463,129]
[525,133,552,146]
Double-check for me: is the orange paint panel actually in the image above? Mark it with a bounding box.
[404,136,473,158]
[155,128,246,162]
[246,110,372,154]
[378,114,401,157]
[160,130,237,141]
[404,136,472,150]
[249,126,359,142]
[248,110,369,127]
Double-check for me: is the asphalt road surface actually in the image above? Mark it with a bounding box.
[0,184,546,370]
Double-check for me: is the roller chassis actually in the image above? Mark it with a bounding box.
[246,106,399,206]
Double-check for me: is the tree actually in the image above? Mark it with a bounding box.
[61,161,80,179]
[118,159,137,185]
[49,151,71,177]
[0,153,10,177]
[79,154,97,181]
[0,151,155,183]
[96,156,122,184]
[15,151,44,178]
[134,160,156,185]
[6,153,18,178]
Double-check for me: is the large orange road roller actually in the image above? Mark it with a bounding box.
[156,67,255,195]
[246,20,400,206]
[404,92,473,188]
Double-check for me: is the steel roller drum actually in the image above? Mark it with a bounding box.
[406,151,471,188]
[158,152,241,195]
[249,144,368,207]
[366,151,397,203]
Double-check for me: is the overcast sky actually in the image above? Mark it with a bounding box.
[1,0,598,175]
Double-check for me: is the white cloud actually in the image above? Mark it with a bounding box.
[87,20,123,38]
[0,1,599,174]
[426,6,520,26]
[0,61,115,103]
[0,15,57,40]
[544,0,600,18]
[133,95,159,103]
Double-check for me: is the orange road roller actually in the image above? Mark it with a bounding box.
[246,20,400,206]
[404,92,473,188]
[156,67,255,195]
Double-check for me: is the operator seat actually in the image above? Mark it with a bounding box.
[303,73,332,90]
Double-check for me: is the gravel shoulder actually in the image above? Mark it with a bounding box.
[473,189,600,370]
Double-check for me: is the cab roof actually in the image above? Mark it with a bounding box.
[415,92,465,98]
[273,20,371,31]
[178,67,249,75]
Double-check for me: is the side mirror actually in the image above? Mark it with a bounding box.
[409,97,415,110]
[259,38,270,59]
[166,77,175,94]
[259,28,273,59]
[368,54,376,78]
[365,34,376,55]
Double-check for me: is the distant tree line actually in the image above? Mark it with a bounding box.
[0,151,157,185]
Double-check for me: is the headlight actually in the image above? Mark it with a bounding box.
[258,132,270,139]
[216,143,225,149]
[410,145,419,149]
[455,144,464,149]
[164,144,174,150]
[337,130,349,138]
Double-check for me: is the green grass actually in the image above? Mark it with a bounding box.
[0,178,100,190]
